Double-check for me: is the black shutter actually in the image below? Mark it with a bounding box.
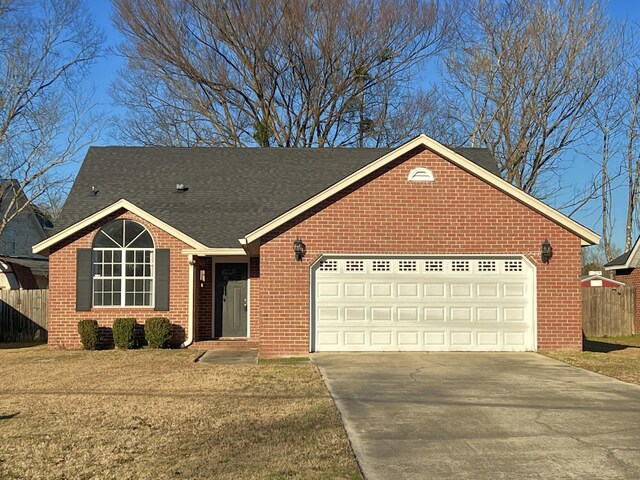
[154,249,170,311]
[76,249,92,311]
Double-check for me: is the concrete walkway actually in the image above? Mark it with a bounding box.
[197,349,258,365]
[313,352,640,480]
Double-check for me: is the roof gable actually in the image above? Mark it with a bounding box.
[241,135,599,246]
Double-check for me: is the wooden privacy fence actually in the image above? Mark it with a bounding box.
[582,287,635,337]
[0,289,48,342]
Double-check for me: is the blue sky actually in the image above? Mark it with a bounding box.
[83,0,640,251]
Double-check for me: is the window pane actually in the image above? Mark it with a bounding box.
[113,292,121,306]
[126,264,134,276]
[100,221,124,247]
[125,292,134,305]
[104,265,112,277]
[114,250,122,262]
[135,251,143,263]
[143,293,151,306]
[135,264,143,276]
[135,293,143,305]
[144,265,151,276]
[113,264,122,276]
[129,230,153,248]
[104,250,112,263]
[113,279,121,292]
[94,231,119,248]
[93,292,102,306]
[95,264,102,276]
[144,280,152,292]
[124,221,145,247]
[126,251,134,263]
[125,279,134,292]
[94,251,103,262]
[135,279,143,291]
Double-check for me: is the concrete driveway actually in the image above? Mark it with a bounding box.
[313,353,640,479]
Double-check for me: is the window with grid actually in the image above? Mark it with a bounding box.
[425,260,444,272]
[93,220,154,307]
[451,260,470,272]
[504,260,523,272]
[477,260,497,272]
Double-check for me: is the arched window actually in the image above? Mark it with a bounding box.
[92,220,154,307]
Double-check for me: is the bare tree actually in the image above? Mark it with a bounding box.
[111,0,456,148]
[442,0,615,199]
[0,0,103,237]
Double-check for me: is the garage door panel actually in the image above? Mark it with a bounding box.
[314,257,535,352]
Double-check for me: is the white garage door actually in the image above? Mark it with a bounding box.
[313,256,535,352]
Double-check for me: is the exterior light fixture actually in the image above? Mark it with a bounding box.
[293,237,306,262]
[541,239,553,264]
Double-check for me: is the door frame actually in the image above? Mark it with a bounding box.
[309,253,538,353]
[211,256,250,338]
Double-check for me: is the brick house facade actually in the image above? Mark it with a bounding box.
[34,136,599,354]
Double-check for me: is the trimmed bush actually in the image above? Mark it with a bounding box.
[113,317,137,349]
[77,319,99,350]
[144,317,172,349]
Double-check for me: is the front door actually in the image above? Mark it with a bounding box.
[214,263,248,338]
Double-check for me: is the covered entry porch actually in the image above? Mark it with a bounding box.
[187,251,259,348]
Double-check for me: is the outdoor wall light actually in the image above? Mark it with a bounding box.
[541,239,553,264]
[293,237,306,262]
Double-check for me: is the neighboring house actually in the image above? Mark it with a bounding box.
[580,271,625,288]
[33,135,599,354]
[604,238,640,332]
[0,180,51,289]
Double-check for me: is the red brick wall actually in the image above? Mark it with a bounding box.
[255,146,583,356]
[612,269,640,333]
[48,209,191,348]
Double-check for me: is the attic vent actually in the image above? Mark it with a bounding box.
[408,167,434,182]
[176,184,189,192]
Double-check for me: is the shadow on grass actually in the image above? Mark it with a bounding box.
[0,342,46,349]
[0,412,19,420]
[582,334,640,353]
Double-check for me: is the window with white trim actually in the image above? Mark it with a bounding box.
[93,220,154,307]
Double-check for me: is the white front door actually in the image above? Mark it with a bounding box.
[313,256,535,352]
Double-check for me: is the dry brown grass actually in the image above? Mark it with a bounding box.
[0,345,362,480]
[545,335,640,386]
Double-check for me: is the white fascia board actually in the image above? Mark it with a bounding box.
[582,275,625,286]
[32,198,208,255]
[181,248,247,256]
[241,134,600,246]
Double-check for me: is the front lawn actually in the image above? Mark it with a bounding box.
[0,345,361,480]
[545,334,640,386]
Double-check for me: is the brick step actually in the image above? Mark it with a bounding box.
[190,339,260,350]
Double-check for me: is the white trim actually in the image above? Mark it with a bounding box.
[581,274,626,287]
[308,253,538,353]
[181,248,247,256]
[408,167,434,182]
[241,134,599,246]
[181,254,195,347]
[32,199,208,255]
[604,237,640,270]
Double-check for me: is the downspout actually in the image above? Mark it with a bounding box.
[181,254,195,347]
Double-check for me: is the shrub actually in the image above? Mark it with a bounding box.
[113,317,137,349]
[77,319,99,350]
[144,317,172,349]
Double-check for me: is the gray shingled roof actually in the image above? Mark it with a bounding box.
[56,146,499,248]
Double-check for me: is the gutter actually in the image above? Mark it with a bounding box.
[181,254,195,348]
